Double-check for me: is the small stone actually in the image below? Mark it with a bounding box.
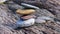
[56,21,60,24]
[21,3,40,9]
[35,16,54,23]
[37,16,53,21]
[16,18,35,27]
[21,15,36,20]
[35,18,46,23]
[16,9,35,15]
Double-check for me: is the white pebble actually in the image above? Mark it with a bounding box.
[16,18,35,27]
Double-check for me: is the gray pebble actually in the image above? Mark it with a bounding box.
[35,19,46,23]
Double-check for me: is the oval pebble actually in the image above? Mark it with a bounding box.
[37,16,53,21]
[35,19,46,23]
[21,15,36,20]
[16,18,35,27]
[16,9,35,15]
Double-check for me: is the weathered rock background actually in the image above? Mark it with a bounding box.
[0,0,60,34]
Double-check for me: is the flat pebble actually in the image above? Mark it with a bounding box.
[37,16,53,21]
[21,15,36,20]
[35,18,46,23]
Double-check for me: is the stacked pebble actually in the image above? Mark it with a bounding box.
[16,9,36,27]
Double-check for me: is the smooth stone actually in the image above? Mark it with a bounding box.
[35,16,54,23]
[35,19,46,23]
[21,15,36,20]
[21,3,40,9]
[37,16,53,21]
[16,9,35,15]
[16,18,35,27]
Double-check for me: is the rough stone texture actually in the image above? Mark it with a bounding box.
[0,4,17,25]
[0,24,13,34]
[0,1,60,34]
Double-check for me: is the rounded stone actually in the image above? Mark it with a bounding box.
[16,18,35,27]
[16,9,35,15]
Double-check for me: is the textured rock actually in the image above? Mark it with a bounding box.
[34,9,55,18]
[0,24,13,34]
[0,1,60,34]
[7,1,24,11]
[0,4,17,24]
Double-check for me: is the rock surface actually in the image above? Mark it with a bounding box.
[0,24,13,34]
[0,0,60,34]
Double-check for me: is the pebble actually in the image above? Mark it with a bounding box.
[16,9,35,15]
[37,16,54,21]
[35,16,54,23]
[35,18,46,23]
[16,18,35,27]
[21,15,36,20]
[21,3,40,9]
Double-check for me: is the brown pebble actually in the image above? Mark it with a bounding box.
[16,9,35,15]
